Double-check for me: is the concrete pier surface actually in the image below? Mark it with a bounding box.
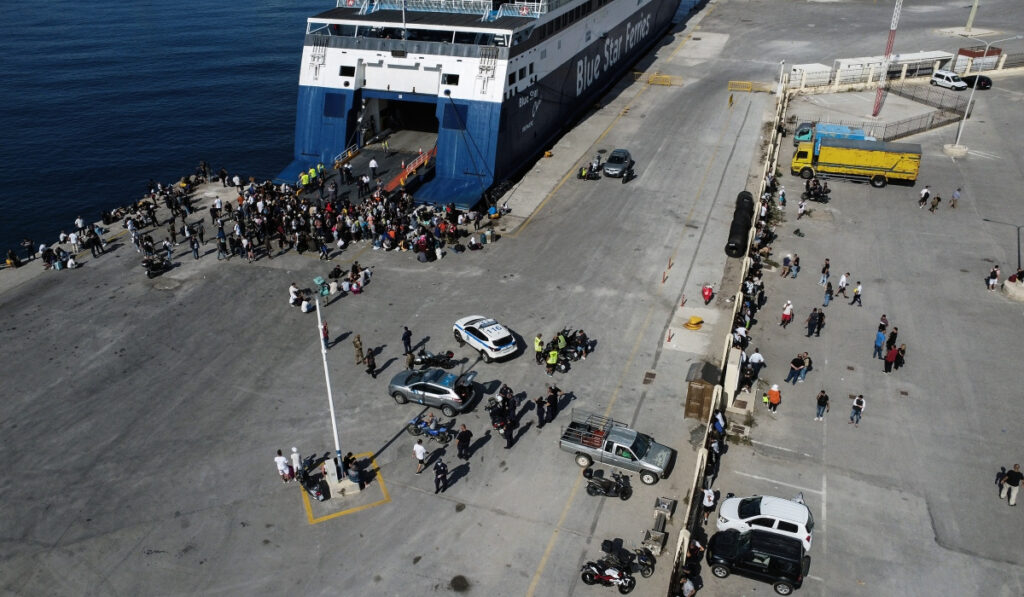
[3,1,1024,596]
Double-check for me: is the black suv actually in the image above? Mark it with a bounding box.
[706,529,811,595]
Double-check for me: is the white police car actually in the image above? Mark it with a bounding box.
[453,316,517,362]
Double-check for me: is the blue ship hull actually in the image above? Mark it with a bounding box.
[281,0,682,207]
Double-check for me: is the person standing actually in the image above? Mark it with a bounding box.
[999,464,1022,506]
[353,334,364,365]
[919,185,930,208]
[534,334,544,364]
[455,425,473,460]
[873,329,886,360]
[701,488,716,524]
[850,281,863,306]
[815,390,830,421]
[433,458,449,494]
[322,322,330,350]
[546,348,559,376]
[780,300,794,328]
[799,352,812,383]
[767,384,782,413]
[791,253,800,279]
[290,447,302,478]
[784,354,803,384]
[535,397,546,428]
[748,348,766,380]
[849,395,866,426]
[413,439,428,474]
[369,157,379,179]
[894,343,907,370]
[886,327,899,351]
[405,351,415,370]
[402,326,413,354]
[545,385,562,424]
[805,308,820,338]
[504,408,518,449]
[819,258,830,286]
[823,281,834,307]
[780,254,791,278]
[988,265,1001,291]
[836,272,850,298]
[929,195,941,213]
[365,350,377,378]
[190,235,200,260]
[274,449,292,483]
[796,199,807,220]
[950,187,960,209]
[884,345,898,373]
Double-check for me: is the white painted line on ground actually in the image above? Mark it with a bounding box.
[807,575,826,582]
[750,440,814,458]
[734,471,823,495]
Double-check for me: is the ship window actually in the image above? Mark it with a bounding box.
[509,73,516,85]
[323,93,346,118]
[442,73,460,85]
[518,67,526,79]
[541,49,547,59]
[529,63,534,75]
[339,65,356,77]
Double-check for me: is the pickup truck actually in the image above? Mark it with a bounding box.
[559,410,675,485]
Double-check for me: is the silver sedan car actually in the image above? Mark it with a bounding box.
[388,368,477,417]
[602,149,634,177]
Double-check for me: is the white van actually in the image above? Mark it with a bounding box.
[930,70,968,91]
[717,495,815,550]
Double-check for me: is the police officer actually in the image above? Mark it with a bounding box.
[433,458,449,494]
[504,408,518,449]
[545,385,562,424]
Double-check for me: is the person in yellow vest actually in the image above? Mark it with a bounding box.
[308,167,317,184]
[546,348,559,377]
[299,171,309,189]
[316,162,325,177]
[534,334,544,365]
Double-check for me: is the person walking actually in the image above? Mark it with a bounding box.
[929,195,941,213]
[815,390,830,421]
[780,300,794,328]
[950,187,960,209]
[805,308,820,338]
[780,254,792,277]
[796,199,807,220]
[413,439,428,474]
[813,310,825,337]
[873,329,886,360]
[819,258,830,286]
[767,384,782,413]
[364,350,377,378]
[823,281,833,307]
[290,447,302,479]
[988,265,1001,291]
[455,425,473,460]
[274,449,292,483]
[836,273,850,298]
[918,185,930,208]
[534,396,546,428]
[884,345,898,373]
[999,464,1022,506]
[322,322,330,350]
[534,334,544,364]
[849,395,866,427]
[190,235,200,260]
[701,488,716,524]
[749,348,766,380]
[353,334,364,364]
[402,326,413,354]
[433,458,449,494]
[850,281,863,306]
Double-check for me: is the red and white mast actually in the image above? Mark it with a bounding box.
[872,0,904,117]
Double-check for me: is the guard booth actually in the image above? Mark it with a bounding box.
[684,362,719,420]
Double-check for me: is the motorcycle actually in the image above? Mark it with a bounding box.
[484,386,515,431]
[556,328,591,362]
[405,414,453,443]
[577,166,602,180]
[413,349,457,369]
[599,539,656,579]
[582,467,633,501]
[296,455,329,502]
[142,255,172,278]
[580,560,636,594]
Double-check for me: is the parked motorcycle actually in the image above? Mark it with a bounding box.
[413,349,457,369]
[583,467,633,501]
[296,455,329,502]
[405,413,453,443]
[599,539,656,579]
[577,166,602,180]
[484,386,515,432]
[580,560,636,594]
[142,255,172,278]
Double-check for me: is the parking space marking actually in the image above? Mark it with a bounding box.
[733,471,822,496]
[750,440,814,458]
[301,452,391,525]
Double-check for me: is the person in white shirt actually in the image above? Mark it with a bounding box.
[274,449,291,482]
[748,349,765,379]
[413,439,428,474]
[289,282,300,306]
[702,488,716,524]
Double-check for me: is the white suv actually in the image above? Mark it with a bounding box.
[717,495,815,550]
[930,70,968,91]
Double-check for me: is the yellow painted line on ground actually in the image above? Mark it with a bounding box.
[302,452,391,525]
[511,85,651,239]
[670,33,693,59]
[525,304,655,597]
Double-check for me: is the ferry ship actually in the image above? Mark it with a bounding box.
[280,0,683,205]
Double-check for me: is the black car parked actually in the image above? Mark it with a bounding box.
[706,529,811,595]
[961,74,992,90]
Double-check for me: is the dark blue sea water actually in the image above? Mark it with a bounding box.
[0,0,324,252]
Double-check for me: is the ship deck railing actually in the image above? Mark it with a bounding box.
[349,0,491,16]
[306,33,510,60]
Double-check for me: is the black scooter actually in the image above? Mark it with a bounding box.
[413,349,457,369]
[296,455,329,502]
[583,467,632,500]
[600,539,656,578]
[142,255,172,278]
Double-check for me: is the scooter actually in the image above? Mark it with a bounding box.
[413,349,457,369]
[405,414,453,443]
[142,255,172,278]
[296,455,329,502]
[583,467,633,501]
[599,539,657,579]
[580,560,636,594]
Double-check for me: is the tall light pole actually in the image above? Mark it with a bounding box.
[954,34,1022,147]
[982,218,1022,271]
[314,298,345,482]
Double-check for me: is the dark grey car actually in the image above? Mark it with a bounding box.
[602,149,633,177]
[388,368,477,417]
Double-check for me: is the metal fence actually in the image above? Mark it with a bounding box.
[1003,52,1024,69]
[886,81,970,114]
[790,108,965,142]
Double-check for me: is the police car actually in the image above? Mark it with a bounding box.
[453,316,517,362]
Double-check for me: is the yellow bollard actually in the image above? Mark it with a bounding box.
[729,93,734,107]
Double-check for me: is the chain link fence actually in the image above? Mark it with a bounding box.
[885,80,970,114]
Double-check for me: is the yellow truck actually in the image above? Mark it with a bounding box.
[791,138,921,188]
